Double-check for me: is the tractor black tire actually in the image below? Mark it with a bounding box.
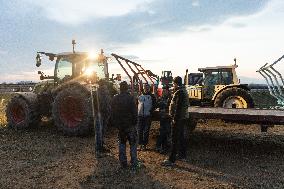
[6,94,40,129]
[214,87,254,108]
[52,85,93,136]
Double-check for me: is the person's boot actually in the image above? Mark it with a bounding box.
[176,154,187,161]
[137,145,143,151]
[131,160,145,171]
[120,162,128,169]
[161,159,175,167]
[141,145,147,151]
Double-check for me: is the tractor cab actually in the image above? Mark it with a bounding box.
[186,59,253,108]
[36,50,109,85]
[199,65,239,86]
[198,64,239,100]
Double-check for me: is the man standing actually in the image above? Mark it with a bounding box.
[137,84,154,151]
[111,81,139,168]
[156,85,171,153]
[95,80,111,155]
[162,76,189,166]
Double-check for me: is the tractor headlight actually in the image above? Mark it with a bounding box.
[88,51,97,60]
[84,67,96,77]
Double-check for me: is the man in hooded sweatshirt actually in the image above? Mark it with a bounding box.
[137,84,156,151]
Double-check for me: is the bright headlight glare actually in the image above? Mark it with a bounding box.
[88,51,97,60]
[84,67,95,76]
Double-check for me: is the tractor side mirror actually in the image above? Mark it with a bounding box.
[36,54,42,67]
[38,71,44,80]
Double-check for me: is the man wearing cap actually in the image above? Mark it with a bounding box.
[162,76,189,166]
[111,81,139,169]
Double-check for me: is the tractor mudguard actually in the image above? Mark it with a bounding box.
[212,84,250,101]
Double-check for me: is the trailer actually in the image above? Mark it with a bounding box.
[188,107,284,132]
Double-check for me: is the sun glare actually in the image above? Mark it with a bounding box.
[88,51,97,60]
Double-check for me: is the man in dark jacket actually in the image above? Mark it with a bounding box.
[162,76,189,166]
[111,81,139,168]
[95,80,112,155]
[156,85,171,153]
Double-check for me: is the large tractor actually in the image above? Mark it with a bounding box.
[185,60,254,108]
[183,60,254,134]
[6,41,115,136]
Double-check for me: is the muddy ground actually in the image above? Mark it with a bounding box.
[0,120,284,189]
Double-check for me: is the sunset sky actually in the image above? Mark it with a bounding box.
[1,0,284,83]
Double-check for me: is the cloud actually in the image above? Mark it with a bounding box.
[0,50,7,55]
[192,0,200,7]
[24,0,153,25]
[81,0,270,44]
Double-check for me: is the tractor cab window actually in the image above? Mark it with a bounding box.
[204,71,220,86]
[203,70,233,86]
[89,60,106,79]
[56,59,72,81]
[220,70,233,85]
[81,60,107,80]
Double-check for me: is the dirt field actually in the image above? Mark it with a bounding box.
[0,118,284,189]
[0,93,284,188]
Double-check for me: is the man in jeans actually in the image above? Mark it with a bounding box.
[111,81,139,168]
[162,76,189,166]
[137,84,154,151]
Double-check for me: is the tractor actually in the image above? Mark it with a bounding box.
[185,59,254,108]
[6,41,115,136]
[160,71,173,87]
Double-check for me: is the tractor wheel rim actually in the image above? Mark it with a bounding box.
[223,96,247,108]
[11,104,26,124]
[59,96,84,128]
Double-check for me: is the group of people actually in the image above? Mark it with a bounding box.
[106,76,189,169]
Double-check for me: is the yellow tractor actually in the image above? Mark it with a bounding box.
[185,59,254,108]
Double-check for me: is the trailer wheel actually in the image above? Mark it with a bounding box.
[214,87,254,108]
[52,85,93,136]
[6,95,40,129]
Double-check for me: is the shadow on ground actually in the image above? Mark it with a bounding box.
[172,129,284,188]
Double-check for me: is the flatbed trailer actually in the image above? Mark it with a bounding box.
[188,107,284,132]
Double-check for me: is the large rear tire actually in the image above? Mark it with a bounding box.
[52,85,93,136]
[6,94,40,129]
[214,87,254,108]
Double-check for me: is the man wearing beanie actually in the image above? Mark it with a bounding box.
[111,81,140,169]
[162,76,189,166]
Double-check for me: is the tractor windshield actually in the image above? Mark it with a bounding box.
[203,69,233,86]
[82,59,106,80]
[56,58,73,81]
[55,53,107,83]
